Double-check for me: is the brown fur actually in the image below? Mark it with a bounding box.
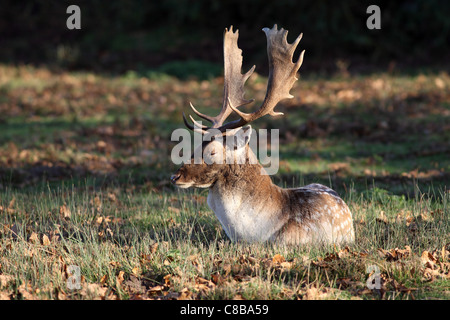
[276,184,354,244]
[172,141,355,244]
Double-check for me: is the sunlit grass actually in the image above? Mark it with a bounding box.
[0,182,448,300]
[0,64,449,299]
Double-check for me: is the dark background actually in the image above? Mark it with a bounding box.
[1,0,449,77]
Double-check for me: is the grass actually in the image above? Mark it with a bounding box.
[0,182,448,300]
[0,64,449,300]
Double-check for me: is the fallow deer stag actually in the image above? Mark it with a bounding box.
[171,25,355,244]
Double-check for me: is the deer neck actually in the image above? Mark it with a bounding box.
[207,163,287,242]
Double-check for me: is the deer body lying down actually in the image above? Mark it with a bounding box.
[209,173,354,244]
[171,25,354,245]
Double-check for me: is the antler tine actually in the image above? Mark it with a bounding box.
[262,24,304,102]
[188,114,208,129]
[222,24,305,129]
[189,102,214,124]
[182,113,207,134]
[211,26,255,128]
[184,26,255,133]
[183,25,304,134]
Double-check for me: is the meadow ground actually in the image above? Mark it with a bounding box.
[0,64,449,300]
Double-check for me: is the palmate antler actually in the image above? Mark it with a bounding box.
[184,24,305,133]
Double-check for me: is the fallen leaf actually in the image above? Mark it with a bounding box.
[0,291,12,300]
[280,261,293,270]
[116,270,125,287]
[131,266,141,277]
[150,242,159,253]
[195,276,215,294]
[188,255,204,273]
[422,267,441,282]
[389,279,416,293]
[421,251,437,268]
[59,204,71,219]
[0,275,14,289]
[337,247,351,259]
[323,253,339,262]
[222,262,232,276]
[124,275,146,295]
[94,196,102,207]
[148,285,164,293]
[378,246,411,262]
[163,259,172,266]
[100,274,108,284]
[336,277,358,289]
[109,261,121,268]
[211,273,225,285]
[42,234,51,246]
[28,232,39,244]
[272,254,286,264]
[107,192,118,203]
[80,283,108,299]
[18,282,35,300]
[163,274,172,287]
[178,287,192,300]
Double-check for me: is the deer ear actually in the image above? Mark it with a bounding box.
[241,125,252,145]
[230,125,252,149]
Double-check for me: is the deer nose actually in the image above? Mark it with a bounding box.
[170,173,181,184]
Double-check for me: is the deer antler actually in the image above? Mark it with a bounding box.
[184,26,255,132]
[184,24,304,133]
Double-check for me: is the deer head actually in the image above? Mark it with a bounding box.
[171,25,305,189]
[171,125,255,188]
